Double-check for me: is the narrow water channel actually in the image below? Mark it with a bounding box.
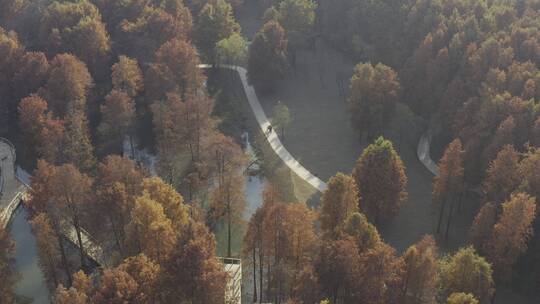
[9,207,49,304]
[243,131,265,220]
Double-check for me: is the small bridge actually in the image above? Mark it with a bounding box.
[0,138,106,266]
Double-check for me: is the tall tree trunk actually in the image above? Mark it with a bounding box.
[227,200,232,258]
[445,199,455,240]
[436,199,447,234]
[252,246,257,303]
[56,231,72,286]
[109,213,124,258]
[259,237,264,304]
[73,216,86,269]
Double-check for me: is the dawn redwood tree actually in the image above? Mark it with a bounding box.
[0,27,24,137]
[92,268,139,303]
[98,89,135,154]
[30,213,62,287]
[348,62,400,140]
[54,286,88,304]
[141,177,190,231]
[117,254,161,303]
[518,147,540,205]
[0,226,17,303]
[487,192,536,280]
[439,247,494,304]
[39,0,110,74]
[114,1,193,62]
[470,202,497,255]
[63,107,96,173]
[343,212,380,253]
[39,53,93,117]
[95,155,144,256]
[210,172,245,257]
[12,52,50,100]
[162,221,227,303]
[195,0,240,61]
[357,242,403,304]
[125,194,176,264]
[319,173,359,238]
[316,237,362,303]
[352,137,407,224]
[0,0,26,22]
[481,116,515,170]
[447,293,479,304]
[27,161,73,285]
[146,38,204,101]
[248,20,288,92]
[432,138,464,237]
[111,55,143,98]
[482,145,520,206]
[401,235,438,304]
[50,163,94,269]
[244,184,280,303]
[532,117,540,147]
[259,201,318,303]
[18,94,65,165]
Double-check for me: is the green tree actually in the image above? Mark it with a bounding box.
[348,62,400,140]
[439,247,494,304]
[248,21,288,92]
[352,137,407,224]
[215,32,248,66]
[277,0,317,64]
[195,0,240,61]
[319,173,359,238]
[343,212,381,252]
[272,101,291,139]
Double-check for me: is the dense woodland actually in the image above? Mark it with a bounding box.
[0,0,538,303]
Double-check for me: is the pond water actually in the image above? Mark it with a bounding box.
[9,207,49,304]
[242,132,265,220]
[7,132,265,304]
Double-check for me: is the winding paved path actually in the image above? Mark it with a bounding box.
[199,64,327,192]
[200,64,441,192]
[417,131,439,176]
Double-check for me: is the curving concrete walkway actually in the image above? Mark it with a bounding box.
[199,64,327,192]
[417,131,439,176]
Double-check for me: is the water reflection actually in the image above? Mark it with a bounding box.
[9,207,49,304]
[242,131,265,219]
